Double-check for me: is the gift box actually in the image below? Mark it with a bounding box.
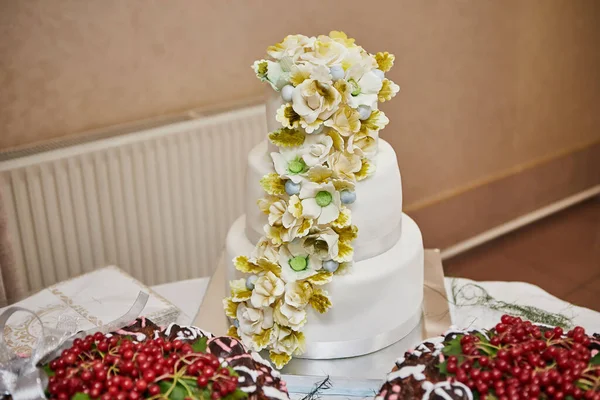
[0,265,180,356]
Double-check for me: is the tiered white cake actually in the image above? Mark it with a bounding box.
[223,32,423,366]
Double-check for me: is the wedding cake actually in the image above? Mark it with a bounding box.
[223,32,424,368]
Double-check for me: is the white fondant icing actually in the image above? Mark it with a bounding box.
[227,214,424,357]
[387,364,426,382]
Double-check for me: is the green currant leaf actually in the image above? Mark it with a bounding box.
[223,388,249,400]
[227,366,240,377]
[565,396,575,400]
[191,336,208,353]
[442,335,463,356]
[591,352,600,366]
[437,360,449,376]
[42,364,55,377]
[158,380,188,400]
[72,394,91,400]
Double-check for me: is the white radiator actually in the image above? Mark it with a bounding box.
[0,106,266,292]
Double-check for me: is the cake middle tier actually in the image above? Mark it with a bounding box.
[245,139,403,261]
[226,213,424,359]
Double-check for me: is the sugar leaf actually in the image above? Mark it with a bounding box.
[307,270,333,285]
[260,173,286,195]
[269,128,306,148]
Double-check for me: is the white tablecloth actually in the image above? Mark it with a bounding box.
[151,277,600,332]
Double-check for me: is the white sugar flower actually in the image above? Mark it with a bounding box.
[252,59,288,91]
[291,80,341,133]
[274,301,307,331]
[347,130,378,159]
[299,182,341,225]
[284,281,313,308]
[328,151,362,181]
[267,34,316,61]
[271,324,304,356]
[274,304,306,331]
[310,65,333,85]
[300,36,348,66]
[282,196,313,241]
[250,271,285,308]
[278,240,322,283]
[251,237,279,263]
[303,228,340,261]
[268,199,287,226]
[345,61,384,110]
[271,148,309,184]
[237,302,274,336]
[302,133,334,167]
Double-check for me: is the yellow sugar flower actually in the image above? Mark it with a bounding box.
[328,151,362,181]
[329,31,356,48]
[324,105,361,137]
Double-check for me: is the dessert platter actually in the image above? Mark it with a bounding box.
[40,318,290,400]
[376,315,600,400]
[223,31,424,369]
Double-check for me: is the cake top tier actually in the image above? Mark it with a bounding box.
[252,32,399,154]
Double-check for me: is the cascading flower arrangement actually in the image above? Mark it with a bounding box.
[223,31,400,368]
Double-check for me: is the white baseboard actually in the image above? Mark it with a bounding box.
[440,185,600,260]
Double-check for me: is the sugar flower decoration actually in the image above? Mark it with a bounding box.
[229,30,401,367]
[302,133,334,167]
[237,302,274,336]
[302,228,340,261]
[273,301,307,331]
[299,182,341,225]
[281,195,313,240]
[291,79,341,133]
[250,271,285,308]
[278,240,323,283]
[271,148,309,183]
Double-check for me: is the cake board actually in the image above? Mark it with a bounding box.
[193,249,451,395]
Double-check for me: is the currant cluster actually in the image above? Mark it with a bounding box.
[45,332,239,400]
[444,315,599,400]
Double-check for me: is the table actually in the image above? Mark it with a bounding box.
[151,276,600,397]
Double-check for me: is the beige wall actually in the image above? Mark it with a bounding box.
[1,0,599,212]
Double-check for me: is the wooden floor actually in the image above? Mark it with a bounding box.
[443,197,600,312]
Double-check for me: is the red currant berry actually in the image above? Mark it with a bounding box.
[197,375,209,387]
[142,369,156,382]
[447,363,458,374]
[148,384,161,396]
[80,370,93,382]
[135,379,148,392]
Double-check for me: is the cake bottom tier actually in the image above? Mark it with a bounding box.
[225,213,424,359]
